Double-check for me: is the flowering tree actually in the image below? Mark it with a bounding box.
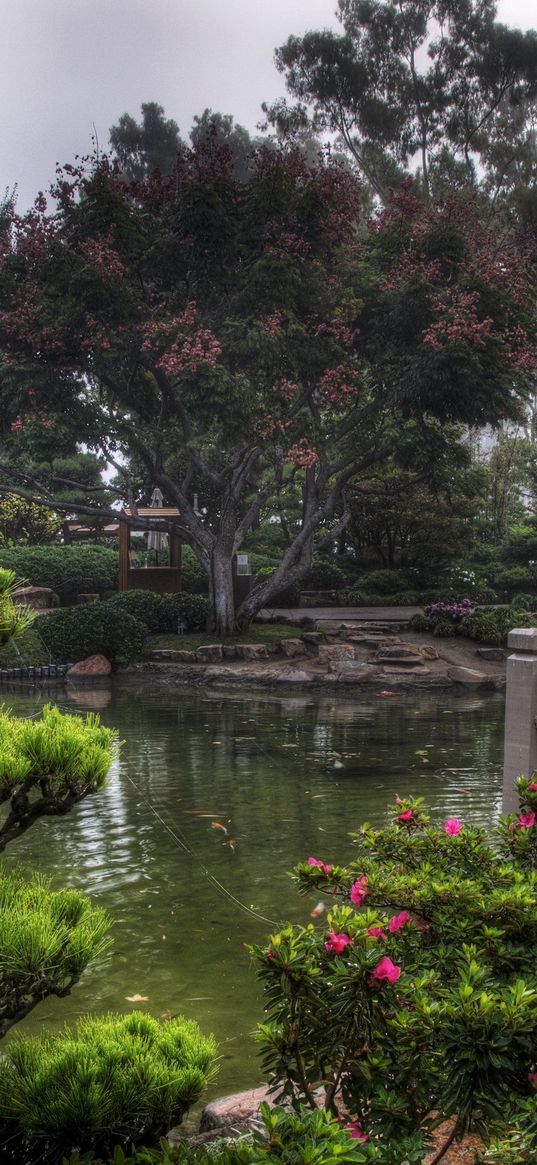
[252,781,537,1163]
[0,146,534,632]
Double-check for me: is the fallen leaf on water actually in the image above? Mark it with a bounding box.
[126,994,148,1002]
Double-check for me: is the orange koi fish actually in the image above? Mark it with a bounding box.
[211,821,228,835]
[310,901,326,918]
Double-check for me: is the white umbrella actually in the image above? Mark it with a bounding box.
[147,487,168,562]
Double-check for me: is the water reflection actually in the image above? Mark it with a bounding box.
[2,683,505,1097]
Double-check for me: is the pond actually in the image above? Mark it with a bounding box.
[3,682,505,1102]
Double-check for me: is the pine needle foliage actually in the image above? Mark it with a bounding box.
[0,1011,218,1162]
[0,705,117,851]
[0,868,109,1038]
[0,565,37,646]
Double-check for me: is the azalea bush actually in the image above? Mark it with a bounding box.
[251,786,537,1164]
[410,604,537,646]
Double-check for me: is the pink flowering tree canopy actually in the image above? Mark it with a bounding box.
[0,146,535,631]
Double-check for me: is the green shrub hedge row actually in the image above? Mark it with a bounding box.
[0,545,119,604]
[104,591,209,633]
[37,605,147,665]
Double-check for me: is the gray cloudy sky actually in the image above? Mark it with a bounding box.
[2,0,535,211]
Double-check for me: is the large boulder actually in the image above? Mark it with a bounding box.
[13,585,56,610]
[67,654,112,679]
[337,665,379,684]
[196,645,224,663]
[280,638,306,658]
[200,1085,272,1132]
[235,644,270,661]
[276,667,313,683]
[447,666,495,688]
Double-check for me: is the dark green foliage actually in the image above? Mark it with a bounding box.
[302,558,347,591]
[158,593,209,634]
[104,591,165,633]
[410,605,537,646]
[486,565,537,603]
[0,545,118,604]
[0,868,109,1039]
[37,604,146,665]
[0,1011,217,1162]
[181,546,209,595]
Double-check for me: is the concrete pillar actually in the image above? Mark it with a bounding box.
[503,628,537,814]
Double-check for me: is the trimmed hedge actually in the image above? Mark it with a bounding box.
[0,545,119,604]
[37,605,147,665]
[104,591,209,634]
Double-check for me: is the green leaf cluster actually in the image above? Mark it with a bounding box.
[37,604,147,665]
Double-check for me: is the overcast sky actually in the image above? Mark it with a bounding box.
[2,0,535,211]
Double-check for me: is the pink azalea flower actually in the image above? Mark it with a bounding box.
[350,876,368,906]
[388,911,412,933]
[265,949,274,959]
[528,1073,537,1086]
[526,783,537,791]
[444,818,463,835]
[325,931,353,955]
[343,1120,368,1141]
[396,809,414,822]
[307,857,333,874]
[367,926,385,939]
[372,957,401,984]
[519,811,536,829]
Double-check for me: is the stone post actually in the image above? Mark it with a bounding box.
[503,628,537,814]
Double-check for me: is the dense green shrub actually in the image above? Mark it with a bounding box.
[302,558,347,591]
[38,604,146,664]
[159,593,210,633]
[0,704,117,853]
[251,783,537,1162]
[0,545,119,604]
[0,868,109,1039]
[463,606,537,647]
[104,591,165,633]
[0,1011,217,1162]
[181,546,208,595]
[487,565,536,603]
[0,566,37,645]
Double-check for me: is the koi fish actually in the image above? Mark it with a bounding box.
[226,838,237,851]
[211,821,228,835]
[310,901,326,918]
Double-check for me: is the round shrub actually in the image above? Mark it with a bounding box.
[105,590,165,633]
[0,1011,217,1161]
[37,604,146,665]
[159,592,210,633]
[302,557,347,591]
[181,545,209,595]
[0,545,119,604]
[359,569,408,595]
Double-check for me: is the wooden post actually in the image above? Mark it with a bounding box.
[503,628,537,814]
[118,519,129,592]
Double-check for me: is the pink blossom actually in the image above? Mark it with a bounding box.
[526,783,537,791]
[350,877,368,906]
[371,957,401,984]
[307,857,333,875]
[343,1120,368,1141]
[528,1073,537,1086]
[396,809,414,823]
[265,949,274,960]
[518,811,536,829]
[444,818,463,836]
[388,912,412,933]
[325,931,353,955]
[367,927,385,939]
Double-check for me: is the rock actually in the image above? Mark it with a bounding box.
[301,632,326,646]
[318,643,354,664]
[235,644,270,661]
[447,666,494,688]
[67,654,112,678]
[419,645,439,660]
[380,665,431,676]
[196,645,224,663]
[280,638,306,658]
[200,1085,272,1133]
[149,649,196,662]
[349,635,400,648]
[275,668,313,683]
[376,645,422,661]
[203,666,239,679]
[77,593,100,603]
[13,585,56,610]
[476,647,506,662]
[337,665,379,684]
[175,650,197,662]
[329,660,373,675]
[223,645,238,659]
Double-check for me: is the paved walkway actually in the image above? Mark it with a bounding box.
[258,605,424,624]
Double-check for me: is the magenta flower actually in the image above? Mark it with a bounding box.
[307,857,334,874]
[367,926,385,939]
[343,1120,368,1141]
[528,1073,537,1086]
[527,783,537,791]
[265,949,274,960]
[444,818,463,835]
[388,911,412,933]
[372,957,401,984]
[350,876,368,906]
[519,811,536,829]
[396,809,414,822]
[325,931,353,955]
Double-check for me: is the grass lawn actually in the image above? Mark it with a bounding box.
[145,621,309,654]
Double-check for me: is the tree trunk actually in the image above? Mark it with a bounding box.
[208,547,237,636]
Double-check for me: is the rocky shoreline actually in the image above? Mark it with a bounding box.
[126,621,507,693]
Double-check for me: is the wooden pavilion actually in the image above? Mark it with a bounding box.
[118,505,182,594]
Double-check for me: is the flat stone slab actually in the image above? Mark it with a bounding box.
[337,666,379,684]
[318,643,354,663]
[275,668,313,683]
[200,1085,272,1132]
[150,649,196,662]
[196,645,224,663]
[447,666,494,687]
[476,647,506,661]
[235,644,270,661]
[280,638,306,658]
[376,645,423,662]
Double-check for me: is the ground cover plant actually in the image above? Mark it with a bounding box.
[249,782,537,1163]
[145,621,308,654]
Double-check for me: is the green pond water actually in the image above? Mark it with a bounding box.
[3,682,505,1102]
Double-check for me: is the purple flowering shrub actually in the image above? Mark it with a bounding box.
[425,597,475,621]
[252,788,537,1165]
